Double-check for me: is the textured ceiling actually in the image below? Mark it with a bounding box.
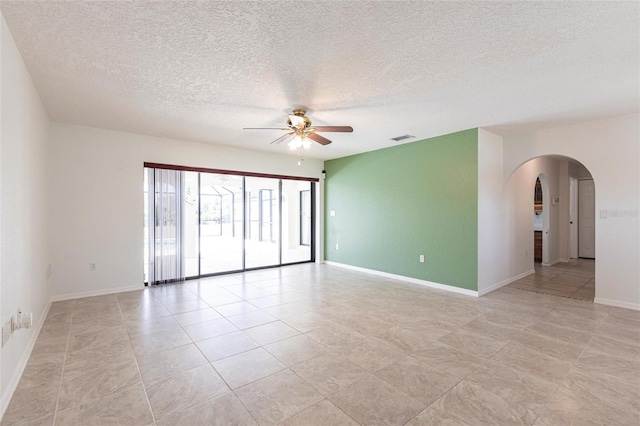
[1,1,638,160]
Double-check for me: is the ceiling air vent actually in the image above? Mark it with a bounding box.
[390,134,415,142]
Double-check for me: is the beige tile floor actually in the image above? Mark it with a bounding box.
[507,259,596,301]
[3,262,639,425]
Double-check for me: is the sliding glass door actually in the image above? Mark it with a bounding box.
[144,165,315,283]
[282,180,313,264]
[200,173,244,274]
[245,177,280,269]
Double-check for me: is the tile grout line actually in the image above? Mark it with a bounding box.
[194,274,361,425]
[196,280,273,426]
[509,260,595,301]
[202,274,264,424]
[530,329,598,425]
[135,284,214,422]
[484,323,559,422]
[527,271,600,425]
[150,281,268,424]
[51,299,76,425]
[19,261,621,425]
[278,372,364,426]
[116,293,158,425]
[423,306,566,425]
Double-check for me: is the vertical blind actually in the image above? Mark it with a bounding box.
[147,168,185,284]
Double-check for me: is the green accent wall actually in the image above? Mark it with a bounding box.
[324,128,478,291]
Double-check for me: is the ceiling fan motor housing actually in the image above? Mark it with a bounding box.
[288,109,312,130]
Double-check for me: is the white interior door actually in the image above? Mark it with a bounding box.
[569,177,578,258]
[578,179,595,258]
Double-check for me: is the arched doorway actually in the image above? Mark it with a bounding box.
[533,174,551,265]
[506,155,596,302]
[534,176,543,263]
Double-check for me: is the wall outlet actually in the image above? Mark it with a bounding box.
[2,317,14,347]
[21,313,33,329]
[330,210,336,217]
[89,263,96,271]
[47,264,52,279]
[419,254,425,263]
[335,243,339,250]
[12,310,33,332]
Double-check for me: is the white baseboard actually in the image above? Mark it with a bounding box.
[541,258,562,267]
[51,284,144,302]
[2,283,144,419]
[594,297,640,311]
[324,261,478,297]
[477,269,535,296]
[1,298,52,420]
[558,258,570,263]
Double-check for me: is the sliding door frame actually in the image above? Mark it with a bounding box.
[279,179,283,266]
[144,162,319,282]
[242,176,247,272]
[196,172,202,278]
[144,162,318,182]
[310,182,316,263]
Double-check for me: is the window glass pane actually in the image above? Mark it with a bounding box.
[183,171,199,277]
[300,190,311,246]
[245,177,280,268]
[200,173,244,274]
[281,180,312,264]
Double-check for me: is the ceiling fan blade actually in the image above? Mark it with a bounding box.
[307,132,332,146]
[270,132,294,145]
[289,115,306,129]
[312,126,353,132]
[243,127,290,130]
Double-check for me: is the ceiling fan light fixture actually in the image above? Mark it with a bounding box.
[289,133,311,150]
[288,134,302,150]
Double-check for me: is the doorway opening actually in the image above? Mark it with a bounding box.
[533,175,545,264]
[507,155,596,301]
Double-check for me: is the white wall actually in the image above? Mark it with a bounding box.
[478,129,568,295]
[568,161,592,179]
[0,14,51,413]
[48,123,324,299]
[477,129,508,294]
[478,129,584,296]
[499,113,640,310]
[506,157,562,271]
